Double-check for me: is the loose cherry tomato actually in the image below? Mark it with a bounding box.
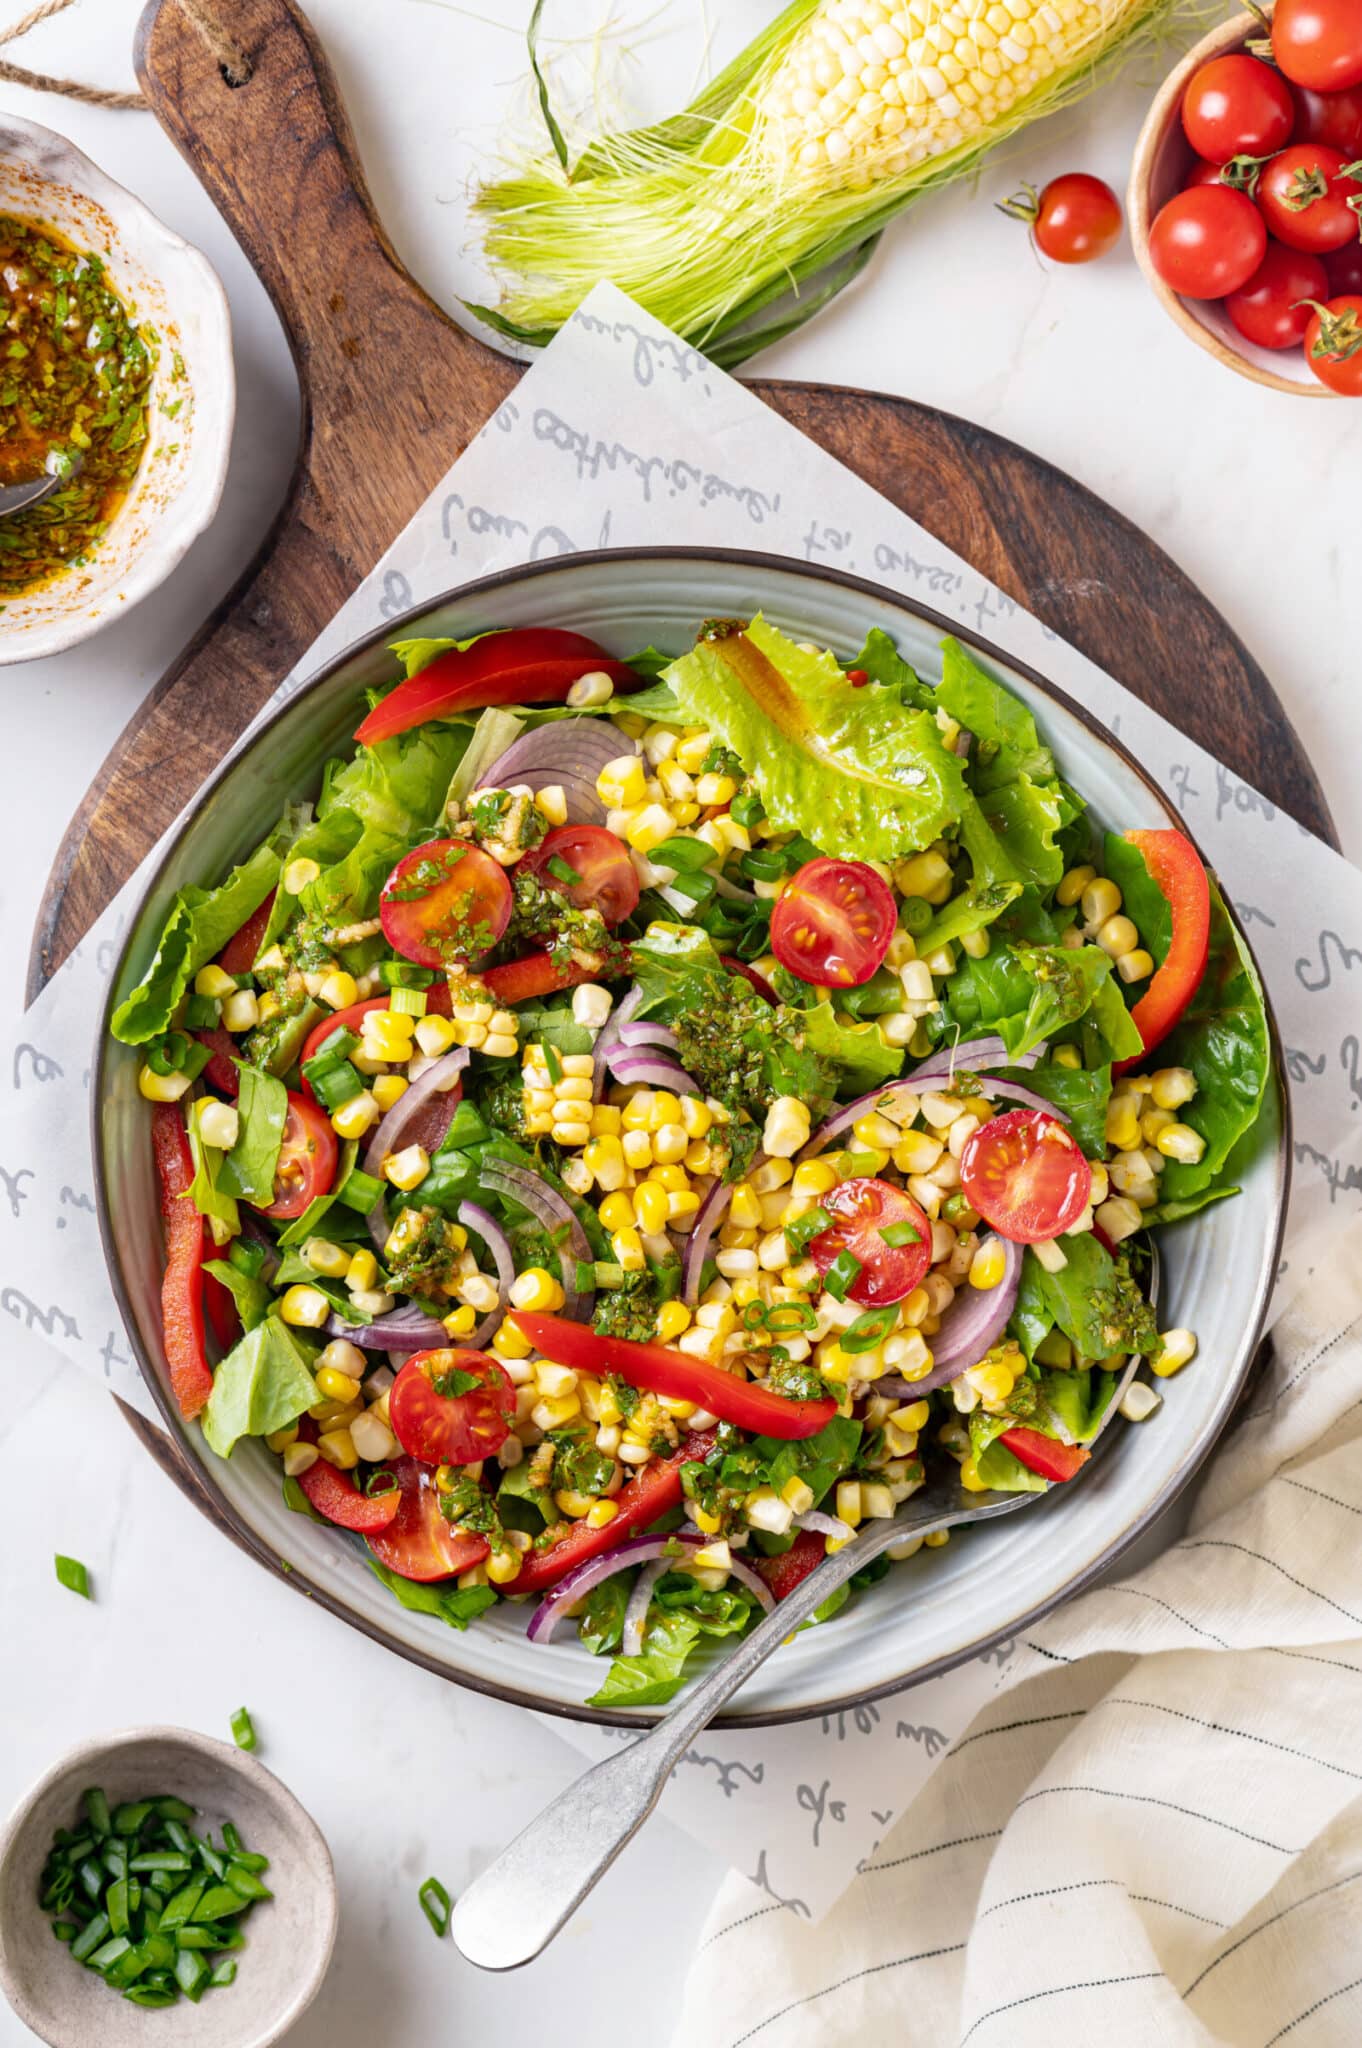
[354,630,639,747]
[294,1422,402,1531]
[808,1177,933,1307]
[218,891,276,977]
[379,837,512,969]
[1182,54,1295,162]
[1183,157,1228,187]
[769,857,896,987]
[389,1350,516,1466]
[1113,829,1212,1071]
[960,1110,1092,1244]
[1148,186,1267,296]
[1258,143,1362,252]
[1326,238,1362,289]
[754,1530,829,1601]
[1004,173,1123,261]
[520,823,639,926]
[1303,291,1362,390]
[1226,240,1329,346]
[1273,0,1362,92]
[366,1456,490,1582]
[261,1091,338,1220]
[1292,80,1362,152]
[999,1427,1091,1483]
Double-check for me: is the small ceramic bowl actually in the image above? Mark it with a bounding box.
[1128,10,1333,398]
[0,1728,336,2048]
[0,114,235,662]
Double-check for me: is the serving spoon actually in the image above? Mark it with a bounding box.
[0,453,78,518]
[452,1251,1155,1971]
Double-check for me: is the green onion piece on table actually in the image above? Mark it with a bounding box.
[229,1708,257,1752]
[419,1875,452,1937]
[54,1555,90,1599]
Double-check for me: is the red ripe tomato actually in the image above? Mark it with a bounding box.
[1027,173,1123,262]
[1181,53,1295,162]
[1303,292,1362,391]
[1273,0,1362,92]
[379,837,512,969]
[1292,81,1362,152]
[218,892,276,977]
[808,1178,933,1308]
[960,1109,1092,1244]
[1326,238,1362,289]
[769,857,896,987]
[1147,186,1267,296]
[520,823,639,926]
[261,1092,338,1220]
[1183,157,1228,188]
[1226,240,1329,346]
[365,1456,490,1582]
[389,1350,516,1466]
[1257,144,1362,252]
[754,1530,829,1601]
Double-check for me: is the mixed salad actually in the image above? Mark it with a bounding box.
[112,614,1271,1707]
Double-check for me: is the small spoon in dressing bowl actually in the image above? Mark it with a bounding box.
[0,451,79,518]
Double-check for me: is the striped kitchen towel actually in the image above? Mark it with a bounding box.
[675,1257,1362,2047]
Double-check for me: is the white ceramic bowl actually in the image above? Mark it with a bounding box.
[0,115,234,662]
[96,548,1288,1725]
[0,1727,336,2048]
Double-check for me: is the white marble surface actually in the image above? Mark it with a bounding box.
[2,3,1360,2042]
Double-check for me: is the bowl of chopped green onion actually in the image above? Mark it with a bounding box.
[0,1728,336,2047]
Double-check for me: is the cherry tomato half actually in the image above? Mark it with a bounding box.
[960,1109,1092,1244]
[1181,53,1295,163]
[1303,292,1362,391]
[379,837,512,970]
[754,1530,829,1602]
[365,1456,490,1582]
[261,1092,338,1220]
[389,1350,516,1466]
[1147,185,1267,297]
[1273,0,1362,93]
[808,1177,933,1308]
[1226,240,1329,347]
[1258,144,1362,253]
[1025,173,1123,262]
[1292,80,1362,153]
[1326,238,1362,291]
[769,857,896,988]
[520,823,639,926]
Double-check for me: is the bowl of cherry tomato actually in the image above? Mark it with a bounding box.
[1128,2,1362,396]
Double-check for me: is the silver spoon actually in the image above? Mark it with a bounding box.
[0,454,77,518]
[452,1250,1156,1971]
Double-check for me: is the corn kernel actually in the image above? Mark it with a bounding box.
[655,1301,692,1341]
[415,1014,458,1058]
[585,1499,620,1529]
[317,969,359,1012]
[443,1305,478,1338]
[1151,1066,1197,1110]
[383,1143,430,1191]
[1081,877,1122,927]
[316,1426,358,1470]
[612,1227,646,1272]
[1156,1121,1206,1165]
[680,1095,713,1138]
[508,1267,566,1313]
[1118,949,1155,985]
[265,1424,299,1453]
[282,1441,318,1478]
[598,1191,635,1233]
[835,1479,863,1527]
[1096,913,1140,960]
[622,1128,654,1171]
[596,755,647,808]
[368,1074,406,1113]
[279,1284,330,1329]
[331,1091,379,1139]
[969,1238,1007,1290]
[923,1529,951,1549]
[1056,864,1095,907]
[492,1320,532,1359]
[629,1180,668,1235]
[1152,1328,1198,1378]
[138,1065,192,1103]
[1104,1094,1141,1153]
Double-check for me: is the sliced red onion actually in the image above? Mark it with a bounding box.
[978,1078,1071,1121]
[476,1160,593,1320]
[801,1040,1047,1156]
[592,982,644,1102]
[362,1046,470,1248]
[526,1529,774,1646]
[478,721,637,826]
[683,1178,732,1304]
[617,1020,678,1051]
[794,1509,854,1541]
[955,728,974,758]
[622,1556,670,1658]
[604,1049,701,1093]
[917,1235,1023,1386]
[323,1305,448,1351]
[457,1200,516,1348]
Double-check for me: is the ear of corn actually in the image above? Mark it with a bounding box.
[474,0,1181,366]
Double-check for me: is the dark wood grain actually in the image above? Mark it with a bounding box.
[30,0,1332,1534]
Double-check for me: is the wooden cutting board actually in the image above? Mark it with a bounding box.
[28,0,1331,1519]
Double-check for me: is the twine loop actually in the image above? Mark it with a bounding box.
[0,0,252,107]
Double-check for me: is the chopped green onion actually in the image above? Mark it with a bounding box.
[364,1469,399,1498]
[183,992,219,1029]
[899,896,933,935]
[419,1875,452,1938]
[664,869,715,905]
[380,960,435,989]
[209,1959,238,1987]
[880,1220,922,1248]
[651,836,713,873]
[305,1059,364,1112]
[69,1913,111,1963]
[823,1249,863,1302]
[543,1042,564,1084]
[730,791,765,829]
[54,1554,90,1599]
[739,849,785,884]
[842,1306,899,1353]
[547,854,583,885]
[389,985,428,1017]
[229,1708,256,1753]
[784,1205,831,1257]
[592,1261,626,1288]
[764,1302,818,1335]
[338,1167,385,1214]
[84,1788,112,1837]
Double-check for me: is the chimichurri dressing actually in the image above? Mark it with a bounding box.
[0,214,155,597]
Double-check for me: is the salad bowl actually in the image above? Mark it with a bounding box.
[95,547,1288,1726]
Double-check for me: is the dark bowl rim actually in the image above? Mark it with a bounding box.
[92,542,1291,1729]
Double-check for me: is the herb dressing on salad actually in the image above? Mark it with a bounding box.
[112,612,1270,1707]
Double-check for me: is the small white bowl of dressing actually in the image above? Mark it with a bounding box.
[0,113,234,663]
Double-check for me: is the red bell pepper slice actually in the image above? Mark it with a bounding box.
[753,1528,828,1601]
[509,1312,838,1441]
[1112,830,1210,1075]
[298,984,453,1090]
[1000,1426,1090,1483]
[354,630,639,747]
[509,1430,718,1594]
[202,1258,239,1353]
[195,1025,240,1098]
[478,951,622,1008]
[218,890,276,976]
[293,1420,403,1532]
[151,1104,215,1420]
